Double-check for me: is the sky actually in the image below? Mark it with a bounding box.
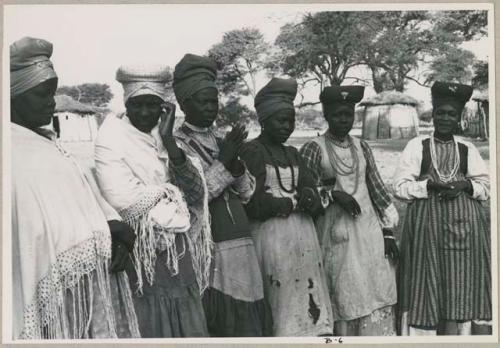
[4,4,493,114]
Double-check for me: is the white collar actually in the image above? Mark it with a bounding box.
[184,121,211,134]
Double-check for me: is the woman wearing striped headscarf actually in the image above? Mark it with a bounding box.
[240,78,333,337]
[393,82,491,335]
[10,37,139,340]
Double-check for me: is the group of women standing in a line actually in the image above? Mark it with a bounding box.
[11,36,491,340]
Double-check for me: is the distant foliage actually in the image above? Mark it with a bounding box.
[424,47,475,85]
[57,83,113,107]
[217,97,257,128]
[472,60,488,89]
[208,28,270,98]
[269,10,488,95]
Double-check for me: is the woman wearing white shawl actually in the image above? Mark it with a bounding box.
[94,64,212,337]
[11,37,139,339]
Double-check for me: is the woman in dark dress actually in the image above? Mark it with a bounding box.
[240,78,333,336]
[173,53,272,337]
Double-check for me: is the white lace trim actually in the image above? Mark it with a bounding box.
[20,230,114,339]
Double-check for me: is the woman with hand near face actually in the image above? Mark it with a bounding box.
[94,65,211,338]
[173,54,272,337]
[393,82,491,336]
[240,78,333,337]
[300,86,399,336]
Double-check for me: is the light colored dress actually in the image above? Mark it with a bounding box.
[11,123,139,339]
[95,114,211,338]
[301,135,398,336]
[242,139,333,337]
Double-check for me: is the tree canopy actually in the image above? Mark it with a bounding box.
[57,83,113,107]
[208,27,270,98]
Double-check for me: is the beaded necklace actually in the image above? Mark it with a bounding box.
[325,133,359,195]
[262,142,296,194]
[430,133,460,183]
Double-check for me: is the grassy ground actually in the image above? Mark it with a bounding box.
[64,133,491,242]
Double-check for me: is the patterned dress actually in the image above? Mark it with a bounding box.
[393,135,491,331]
[300,134,398,336]
[241,137,333,337]
[174,123,273,337]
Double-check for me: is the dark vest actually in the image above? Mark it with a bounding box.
[419,138,468,178]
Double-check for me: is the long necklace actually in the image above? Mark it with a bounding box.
[325,134,359,195]
[262,142,296,194]
[430,132,460,183]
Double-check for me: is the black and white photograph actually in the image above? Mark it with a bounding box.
[2,2,497,344]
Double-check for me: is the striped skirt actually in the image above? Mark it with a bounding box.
[399,190,491,327]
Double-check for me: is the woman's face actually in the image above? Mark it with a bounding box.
[182,88,219,128]
[323,103,354,138]
[125,94,164,133]
[261,108,296,144]
[11,78,58,129]
[433,103,461,137]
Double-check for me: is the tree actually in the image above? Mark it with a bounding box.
[365,10,487,91]
[420,11,487,87]
[217,97,256,128]
[472,60,488,89]
[57,83,113,107]
[273,12,377,89]
[433,10,487,41]
[423,47,475,85]
[363,11,436,92]
[208,28,270,98]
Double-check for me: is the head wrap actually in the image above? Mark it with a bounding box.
[173,54,218,106]
[116,64,171,104]
[254,78,297,123]
[431,81,473,112]
[319,85,365,108]
[10,37,58,98]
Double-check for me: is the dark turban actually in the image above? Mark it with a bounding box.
[173,53,217,106]
[319,85,365,107]
[431,81,473,112]
[254,78,297,123]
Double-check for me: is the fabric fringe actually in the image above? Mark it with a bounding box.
[185,156,213,294]
[116,272,141,338]
[19,231,116,340]
[119,158,213,296]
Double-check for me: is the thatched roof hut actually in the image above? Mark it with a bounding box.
[360,91,420,140]
[54,95,100,142]
[464,89,489,140]
[55,95,100,114]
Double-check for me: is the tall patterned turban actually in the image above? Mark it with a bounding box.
[10,37,58,98]
[254,77,297,123]
[172,53,217,106]
[116,64,171,103]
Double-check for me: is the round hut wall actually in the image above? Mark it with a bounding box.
[362,103,419,140]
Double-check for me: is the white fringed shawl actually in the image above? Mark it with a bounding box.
[95,115,212,295]
[11,123,116,339]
